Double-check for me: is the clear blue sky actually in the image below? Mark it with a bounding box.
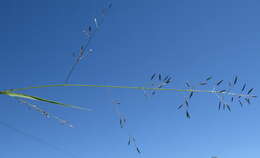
[0,0,260,158]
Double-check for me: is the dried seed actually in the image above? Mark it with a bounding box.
[80,46,84,56]
[112,100,120,104]
[136,147,141,154]
[247,88,254,95]
[94,18,99,28]
[163,75,169,81]
[186,110,190,119]
[189,92,193,98]
[120,119,123,128]
[185,100,189,107]
[226,104,231,112]
[158,74,161,81]
[88,49,94,55]
[206,76,212,81]
[165,79,170,84]
[185,82,191,88]
[150,73,156,80]
[108,3,112,8]
[219,90,226,93]
[238,100,243,107]
[241,84,246,92]
[245,98,251,104]
[163,75,170,83]
[128,138,131,145]
[158,85,163,89]
[231,97,234,102]
[218,101,221,110]
[177,104,183,109]
[234,76,238,85]
[223,104,226,110]
[165,77,172,84]
[216,80,223,86]
[200,82,207,85]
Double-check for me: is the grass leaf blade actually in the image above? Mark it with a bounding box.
[1,92,90,111]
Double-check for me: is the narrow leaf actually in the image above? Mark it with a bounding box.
[1,92,90,111]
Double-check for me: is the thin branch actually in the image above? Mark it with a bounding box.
[18,99,74,128]
[65,3,111,83]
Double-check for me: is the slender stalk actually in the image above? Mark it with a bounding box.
[2,83,255,98]
[65,5,108,83]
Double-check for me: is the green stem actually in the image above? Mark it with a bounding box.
[1,84,254,98]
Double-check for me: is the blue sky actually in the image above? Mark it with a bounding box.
[0,0,260,158]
